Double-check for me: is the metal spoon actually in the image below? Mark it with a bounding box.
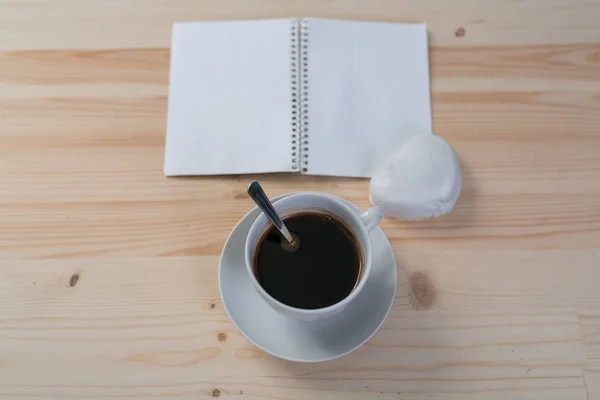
[247,181,298,250]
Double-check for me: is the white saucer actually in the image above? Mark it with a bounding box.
[218,194,397,362]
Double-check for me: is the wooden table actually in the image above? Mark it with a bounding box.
[1,1,600,399]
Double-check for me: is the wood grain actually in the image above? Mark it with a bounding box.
[1,0,600,50]
[0,0,599,399]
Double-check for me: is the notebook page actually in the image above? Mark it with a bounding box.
[304,19,432,178]
[164,20,296,176]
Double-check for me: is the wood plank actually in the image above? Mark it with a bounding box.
[1,0,599,50]
[1,145,600,257]
[0,255,592,399]
[2,44,600,94]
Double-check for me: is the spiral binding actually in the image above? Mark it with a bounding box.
[299,19,309,172]
[290,20,299,170]
[291,19,309,172]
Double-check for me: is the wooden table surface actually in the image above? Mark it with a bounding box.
[1,0,600,399]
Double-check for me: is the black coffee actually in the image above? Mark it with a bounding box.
[253,211,363,309]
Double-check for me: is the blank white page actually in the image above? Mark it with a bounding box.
[164,20,295,176]
[304,19,432,178]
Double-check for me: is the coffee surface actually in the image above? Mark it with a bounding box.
[253,211,362,309]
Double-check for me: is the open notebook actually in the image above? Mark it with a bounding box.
[165,18,431,178]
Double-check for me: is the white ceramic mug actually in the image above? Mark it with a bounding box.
[244,192,384,321]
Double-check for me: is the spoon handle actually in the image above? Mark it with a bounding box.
[247,181,294,244]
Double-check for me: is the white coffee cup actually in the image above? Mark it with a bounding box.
[244,192,384,321]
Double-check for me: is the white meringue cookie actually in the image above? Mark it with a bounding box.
[369,134,461,220]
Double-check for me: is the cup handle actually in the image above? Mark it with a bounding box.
[359,206,385,232]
